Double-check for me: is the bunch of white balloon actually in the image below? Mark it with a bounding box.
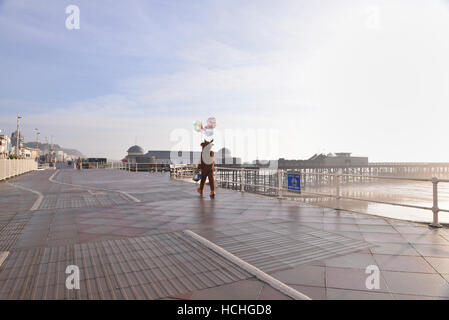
[193,117,216,136]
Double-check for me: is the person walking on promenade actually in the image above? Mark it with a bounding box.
[196,139,216,198]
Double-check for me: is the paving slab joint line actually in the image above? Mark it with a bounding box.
[6,181,44,211]
[183,229,311,300]
[49,169,141,203]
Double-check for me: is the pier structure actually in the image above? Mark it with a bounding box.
[282,162,449,184]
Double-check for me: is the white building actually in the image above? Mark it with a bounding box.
[56,150,67,162]
[0,135,11,158]
[125,145,241,166]
[22,147,39,159]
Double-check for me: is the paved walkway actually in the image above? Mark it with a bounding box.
[1,168,449,299]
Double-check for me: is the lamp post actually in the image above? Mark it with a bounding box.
[0,129,2,159]
[50,135,54,164]
[16,113,22,156]
[34,128,40,161]
[44,136,49,163]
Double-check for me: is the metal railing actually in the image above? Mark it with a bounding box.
[93,161,171,172]
[0,159,38,181]
[170,166,449,228]
[38,163,50,170]
[170,164,198,178]
[287,170,448,228]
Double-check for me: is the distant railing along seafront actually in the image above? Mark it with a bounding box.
[0,159,38,181]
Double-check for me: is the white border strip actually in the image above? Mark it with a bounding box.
[7,182,44,211]
[49,170,140,203]
[0,251,9,267]
[183,230,311,300]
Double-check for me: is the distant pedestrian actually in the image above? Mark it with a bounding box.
[196,139,216,198]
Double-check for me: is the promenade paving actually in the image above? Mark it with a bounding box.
[1,168,449,299]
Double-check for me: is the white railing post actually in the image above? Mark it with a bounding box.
[240,168,244,192]
[277,169,282,198]
[430,177,442,228]
[336,169,342,210]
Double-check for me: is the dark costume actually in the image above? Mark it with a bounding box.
[197,140,215,197]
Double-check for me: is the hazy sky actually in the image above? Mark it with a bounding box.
[1,0,449,162]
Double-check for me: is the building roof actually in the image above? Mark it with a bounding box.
[127,145,144,154]
[144,150,171,159]
[307,153,327,161]
[335,152,352,157]
[217,148,231,157]
[144,150,202,160]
